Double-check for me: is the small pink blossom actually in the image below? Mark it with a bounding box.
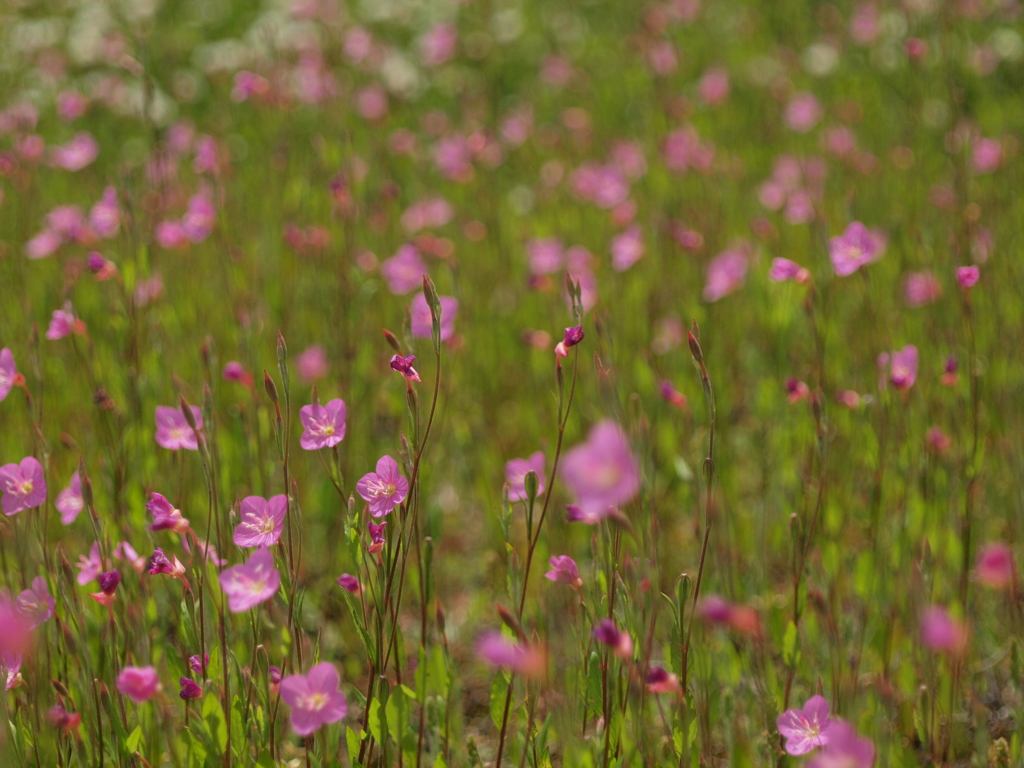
[505,452,545,502]
[921,606,968,655]
[222,361,253,387]
[179,677,203,700]
[155,221,189,249]
[155,405,203,451]
[367,521,387,554]
[0,456,47,515]
[356,86,388,121]
[971,138,1002,174]
[381,245,427,294]
[829,222,885,276]
[410,294,458,342]
[476,632,546,677]
[904,271,942,307]
[233,495,288,548]
[148,549,186,580]
[76,543,102,585]
[527,238,564,276]
[390,354,421,383]
[704,247,748,302]
[24,229,63,259]
[560,421,640,521]
[769,258,810,284]
[280,662,348,736]
[296,345,329,383]
[337,574,360,593]
[419,22,457,67]
[879,345,918,391]
[46,303,84,340]
[975,544,1015,589]
[89,187,120,238]
[956,265,979,288]
[114,542,147,573]
[545,556,582,588]
[662,126,715,173]
[777,695,833,755]
[593,619,634,659]
[611,225,644,272]
[87,252,118,281]
[698,67,730,106]
[806,720,875,768]
[356,456,409,517]
[147,492,189,534]
[299,399,347,450]
[51,132,98,171]
[785,93,823,133]
[117,666,160,703]
[57,91,89,121]
[181,188,215,243]
[16,577,54,629]
[219,548,281,613]
[0,348,17,402]
[646,666,681,693]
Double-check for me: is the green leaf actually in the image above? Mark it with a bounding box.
[346,726,363,765]
[256,751,275,768]
[367,698,384,744]
[490,671,510,731]
[125,725,142,753]
[203,693,228,753]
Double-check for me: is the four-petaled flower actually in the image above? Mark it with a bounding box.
[155,406,203,451]
[147,492,190,533]
[0,457,47,516]
[280,662,348,736]
[560,421,640,521]
[299,399,347,450]
[390,354,421,383]
[233,495,288,548]
[777,695,833,755]
[219,548,281,613]
[829,222,885,277]
[356,456,408,517]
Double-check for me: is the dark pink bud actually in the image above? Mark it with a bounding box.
[179,677,203,700]
[97,570,121,595]
[188,653,208,675]
[337,573,360,593]
[269,665,282,685]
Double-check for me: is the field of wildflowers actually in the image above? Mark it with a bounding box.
[1,0,1023,765]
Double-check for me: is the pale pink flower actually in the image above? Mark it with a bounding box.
[698,67,730,106]
[356,86,388,121]
[769,258,810,284]
[971,138,1002,174]
[921,606,968,655]
[56,472,84,524]
[527,238,564,276]
[703,247,748,302]
[560,421,640,520]
[299,399,347,450]
[154,406,203,451]
[806,720,875,768]
[545,556,582,588]
[89,187,120,238]
[280,663,348,736]
[785,93,823,133]
[117,666,160,703]
[0,457,46,515]
[155,221,189,249]
[849,3,881,45]
[356,456,408,517]
[296,345,329,383]
[879,344,918,391]
[76,543,102,585]
[51,132,98,171]
[903,271,942,307]
[219,548,281,612]
[233,495,288,548]
[611,225,644,272]
[57,91,89,121]
[114,541,148,573]
[46,303,82,340]
[381,245,427,294]
[0,348,18,402]
[610,141,647,180]
[476,632,546,677]
[829,222,885,276]
[410,294,458,342]
[419,22,457,67]
[777,695,833,755]
[232,71,271,102]
[663,126,715,173]
[24,229,62,259]
[181,188,215,243]
[16,577,54,629]
[505,452,545,502]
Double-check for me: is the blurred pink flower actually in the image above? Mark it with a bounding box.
[527,238,564,276]
[89,187,120,238]
[434,135,473,180]
[410,294,458,342]
[703,247,748,302]
[76,543,102,585]
[280,663,348,736]
[545,555,582,588]
[777,695,833,755]
[117,666,160,703]
[357,456,408,517]
[57,91,89,121]
[356,86,388,121]
[51,132,98,171]
[24,229,62,259]
[16,577,54,629]
[829,222,885,276]
[114,541,147,573]
[420,22,457,67]
[337,574,360,593]
[560,421,640,519]
[593,619,634,659]
[476,632,546,676]
[611,225,644,272]
[179,677,202,700]
[299,399,347,450]
[381,245,427,294]
[903,271,942,307]
[785,93,823,133]
[879,344,918,391]
[806,720,875,768]
[971,138,1002,173]
[849,3,881,45]
[0,348,18,402]
[646,666,681,693]
[0,457,46,515]
[233,495,288,548]
[148,548,186,579]
[769,257,810,284]
[155,221,189,249]
[155,406,203,451]
[232,71,271,102]
[921,606,968,654]
[296,345,329,383]
[219,548,280,612]
[698,67,730,106]
[956,265,979,288]
[147,492,189,534]
[181,188,215,243]
[610,141,647,180]
[663,126,715,172]
[975,543,1015,589]
[505,452,546,502]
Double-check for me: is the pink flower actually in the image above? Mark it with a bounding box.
[554,326,585,358]
[390,354,421,384]
[610,141,647,180]
[155,405,203,451]
[233,495,288,548]
[476,632,546,677]
[410,294,458,342]
[51,132,98,171]
[769,257,810,284]
[0,457,47,515]
[975,544,1015,589]
[87,252,118,280]
[299,399,347,450]
[367,521,387,554]
[505,452,546,502]
[879,344,918,391]
[46,303,83,340]
[806,720,875,768]
[280,662,348,736]
[56,475,85,529]
[57,91,89,121]
[2,651,22,691]
[662,126,715,173]
[660,381,688,410]
[829,222,885,276]
[356,86,388,121]
[971,138,1002,174]
[147,492,189,533]
[593,619,634,659]
[24,229,63,259]
[0,348,16,403]
[222,361,253,386]
[148,548,186,580]
[90,570,121,605]
[76,543,102,585]
[219,548,281,613]
[117,666,160,703]
[849,3,881,45]
[698,67,730,106]
[356,456,409,517]
[155,221,188,249]
[560,421,640,520]
[921,606,968,655]
[179,677,203,700]
[89,186,120,238]
[419,22,457,67]
[381,245,427,294]
[181,189,215,243]
[956,265,979,288]
[296,345,329,383]
[189,653,209,675]
[16,577,54,629]
[337,574,360,593]
[114,542,147,573]
[646,666,681,693]
[434,135,473,180]
[545,556,582,588]
[787,379,810,404]
[903,271,942,307]
[784,93,823,133]
[777,695,833,755]
[527,238,564,276]
[611,225,645,272]
[704,247,749,302]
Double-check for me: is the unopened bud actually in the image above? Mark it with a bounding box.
[179,395,198,430]
[263,371,278,403]
[496,603,526,642]
[382,329,402,352]
[687,331,703,363]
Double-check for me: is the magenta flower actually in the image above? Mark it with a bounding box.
[971,137,1002,174]
[280,662,348,736]
[476,632,546,677]
[46,303,82,340]
[296,345,330,383]
[381,245,427,294]
[148,549,186,580]
[527,238,564,276]
[117,666,160,703]
[704,247,749,302]
[956,265,980,288]
[545,556,582,588]
[560,421,640,520]
[155,406,203,451]
[903,271,942,307]
[976,543,1015,589]
[182,188,216,243]
[554,326,585,358]
[89,186,120,238]
[367,521,387,554]
[337,574,360,593]
[90,570,122,606]
[646,666,681,693]
[777,695,833,755]
[156,221,188,249]
[16,577,54,629]
[188,653,209,675]
[806,720,875,768]
[299,399,347,450]
[179,677,203,700]
[56,473,85,524]
[147,492,190,534]
[769,258,810,284]
[593,619,634,659]
[233,495,288,548]
[390,354,421,383]
[0,457,46,516]
[879,345,918,391]
[356,456,409,517]
[219,548,280,613]
[410,294,458,342]
[51,132,98,171]
[829,222,885,276]
[222,361,252,386]
[611,225,645,272]
[76,542,102,585]
[505,452,546,502]
[0,348,18,402]
[921,606,968,655]
[784,93,823,133]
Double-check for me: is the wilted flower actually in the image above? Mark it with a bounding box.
[787,379,810,404]
[660,380,688,410]
[117,666,160,703]
[1,457,47,515]
[147,493,189,534]
[233,495,288,548]
[560,421,640,520]
[280,663,348,736]
[506,452,545,502]
[222,361,253,386]
[90,570,122,607]
[299,399,347,450]
[188,654,209,675]
[48,704,82,731]
[357,456,408,517]
[155,406,203,451]
[219,548,280,612]
[777,695,833,755]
